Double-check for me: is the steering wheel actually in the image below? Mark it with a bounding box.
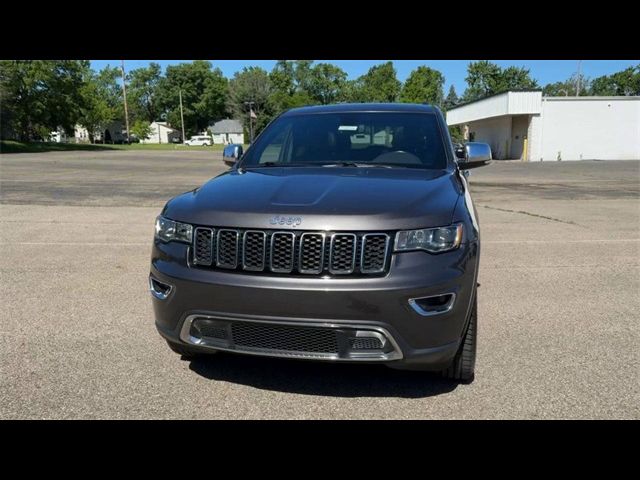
[370,150,422,165]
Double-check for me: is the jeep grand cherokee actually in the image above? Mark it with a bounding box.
[150,103,491,382]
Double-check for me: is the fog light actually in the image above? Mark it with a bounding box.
[408,293,456,316]
[149,276,173,300]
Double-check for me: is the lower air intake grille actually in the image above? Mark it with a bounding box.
[350,337,384,350]
[230,322,339,354]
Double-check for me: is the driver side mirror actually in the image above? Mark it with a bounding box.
[457,142,491,169]
[223,144,243,167]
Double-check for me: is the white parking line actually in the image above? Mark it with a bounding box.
[484,239,640,244]
[1,242,149,246]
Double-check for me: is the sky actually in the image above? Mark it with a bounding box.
[90,60,639,94]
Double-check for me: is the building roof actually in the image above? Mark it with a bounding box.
[151,121,178,132]
[446,91,543,126]
[283,103,438,116]
[209,119,243,133]
[447,89,542,111]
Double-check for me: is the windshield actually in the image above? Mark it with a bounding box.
[240,112,448,169]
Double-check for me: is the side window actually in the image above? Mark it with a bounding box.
[258,125,290,164]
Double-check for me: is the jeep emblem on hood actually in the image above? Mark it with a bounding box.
[270,215,302,227]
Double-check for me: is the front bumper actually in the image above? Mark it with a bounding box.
[150,240,479,370]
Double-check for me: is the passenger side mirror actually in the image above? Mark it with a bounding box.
[458,142,491,169]
[223,144,243,167]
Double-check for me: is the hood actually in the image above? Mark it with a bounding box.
[163,167,463,231]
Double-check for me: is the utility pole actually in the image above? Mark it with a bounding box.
[244,101,255,143]
[179,89,186,144]
[120,60,130,144]
[576,60,582,97]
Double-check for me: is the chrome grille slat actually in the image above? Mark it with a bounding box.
[299,233,325,274]
[193,228,391,276]
[270,232,295,273]
[329,233,357,274]
[242,230,266,271]
[193,227,214,265]
[361,233,390,273]
[216,229,240,268]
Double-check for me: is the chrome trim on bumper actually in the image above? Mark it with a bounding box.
[408,293,456,316]
[179,314,403,362]
[149,276,173,300]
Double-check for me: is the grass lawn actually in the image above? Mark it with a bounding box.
[0,141,242,154]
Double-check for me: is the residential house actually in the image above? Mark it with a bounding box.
[141,122,182,144]
[208,119,244,144]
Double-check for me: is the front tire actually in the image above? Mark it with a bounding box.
[442,295,477,383]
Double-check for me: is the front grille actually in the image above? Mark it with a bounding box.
[231,322,339,354]
[270,232,295,273]
[192,228,391,277]
[299,233,324,274]
[242,230,266,271]
[330,234,356,274]
[361,234,390,273]
[216,229,239,268]
[193,227,214,265]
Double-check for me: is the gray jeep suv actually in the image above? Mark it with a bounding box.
[150,103,491,382]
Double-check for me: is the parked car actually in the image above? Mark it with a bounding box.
[150,103,491,382]
[184,135,212,146]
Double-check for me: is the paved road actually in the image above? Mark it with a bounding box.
[1,151,638,419]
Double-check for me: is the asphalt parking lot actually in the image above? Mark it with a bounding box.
[1,150,638,419]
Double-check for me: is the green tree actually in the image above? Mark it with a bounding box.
[155,60,227,137]
[270,60,296,96]
[357,62,401,102]
[0,60,89,140]
[443,85,460,110]
[77,66,123,142]
[307,63,348,104]
[463,61,538,102]
[270,60,315,97]
[462,60,502,101]
[399,66,444,105]
[339,79,367,103]
[127,62,162,122]
[130,119,152,140]
[501,66,539,90]
[227,67,273,134]
[267,60,319,129]
[591,66,640,96]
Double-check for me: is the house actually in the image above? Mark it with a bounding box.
[446,90,640,161]
[141,122,182,144]
[208,119,244,145]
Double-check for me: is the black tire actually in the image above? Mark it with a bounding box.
[166,340,213,359]
[442,295,477,383]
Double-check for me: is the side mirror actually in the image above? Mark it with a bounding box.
[223,144,243,167]
[458,142,492,169]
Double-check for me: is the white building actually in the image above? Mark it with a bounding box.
[141,122,182,144]
[208,119,244,144]
[446,91,640,161]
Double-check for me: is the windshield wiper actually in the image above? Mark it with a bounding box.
[320,162,396,168]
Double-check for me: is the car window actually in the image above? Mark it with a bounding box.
[243,112,447,169]
[257,124,291,164]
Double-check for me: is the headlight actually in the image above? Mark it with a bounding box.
[394,224,463,253]
[154,215,193,243]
